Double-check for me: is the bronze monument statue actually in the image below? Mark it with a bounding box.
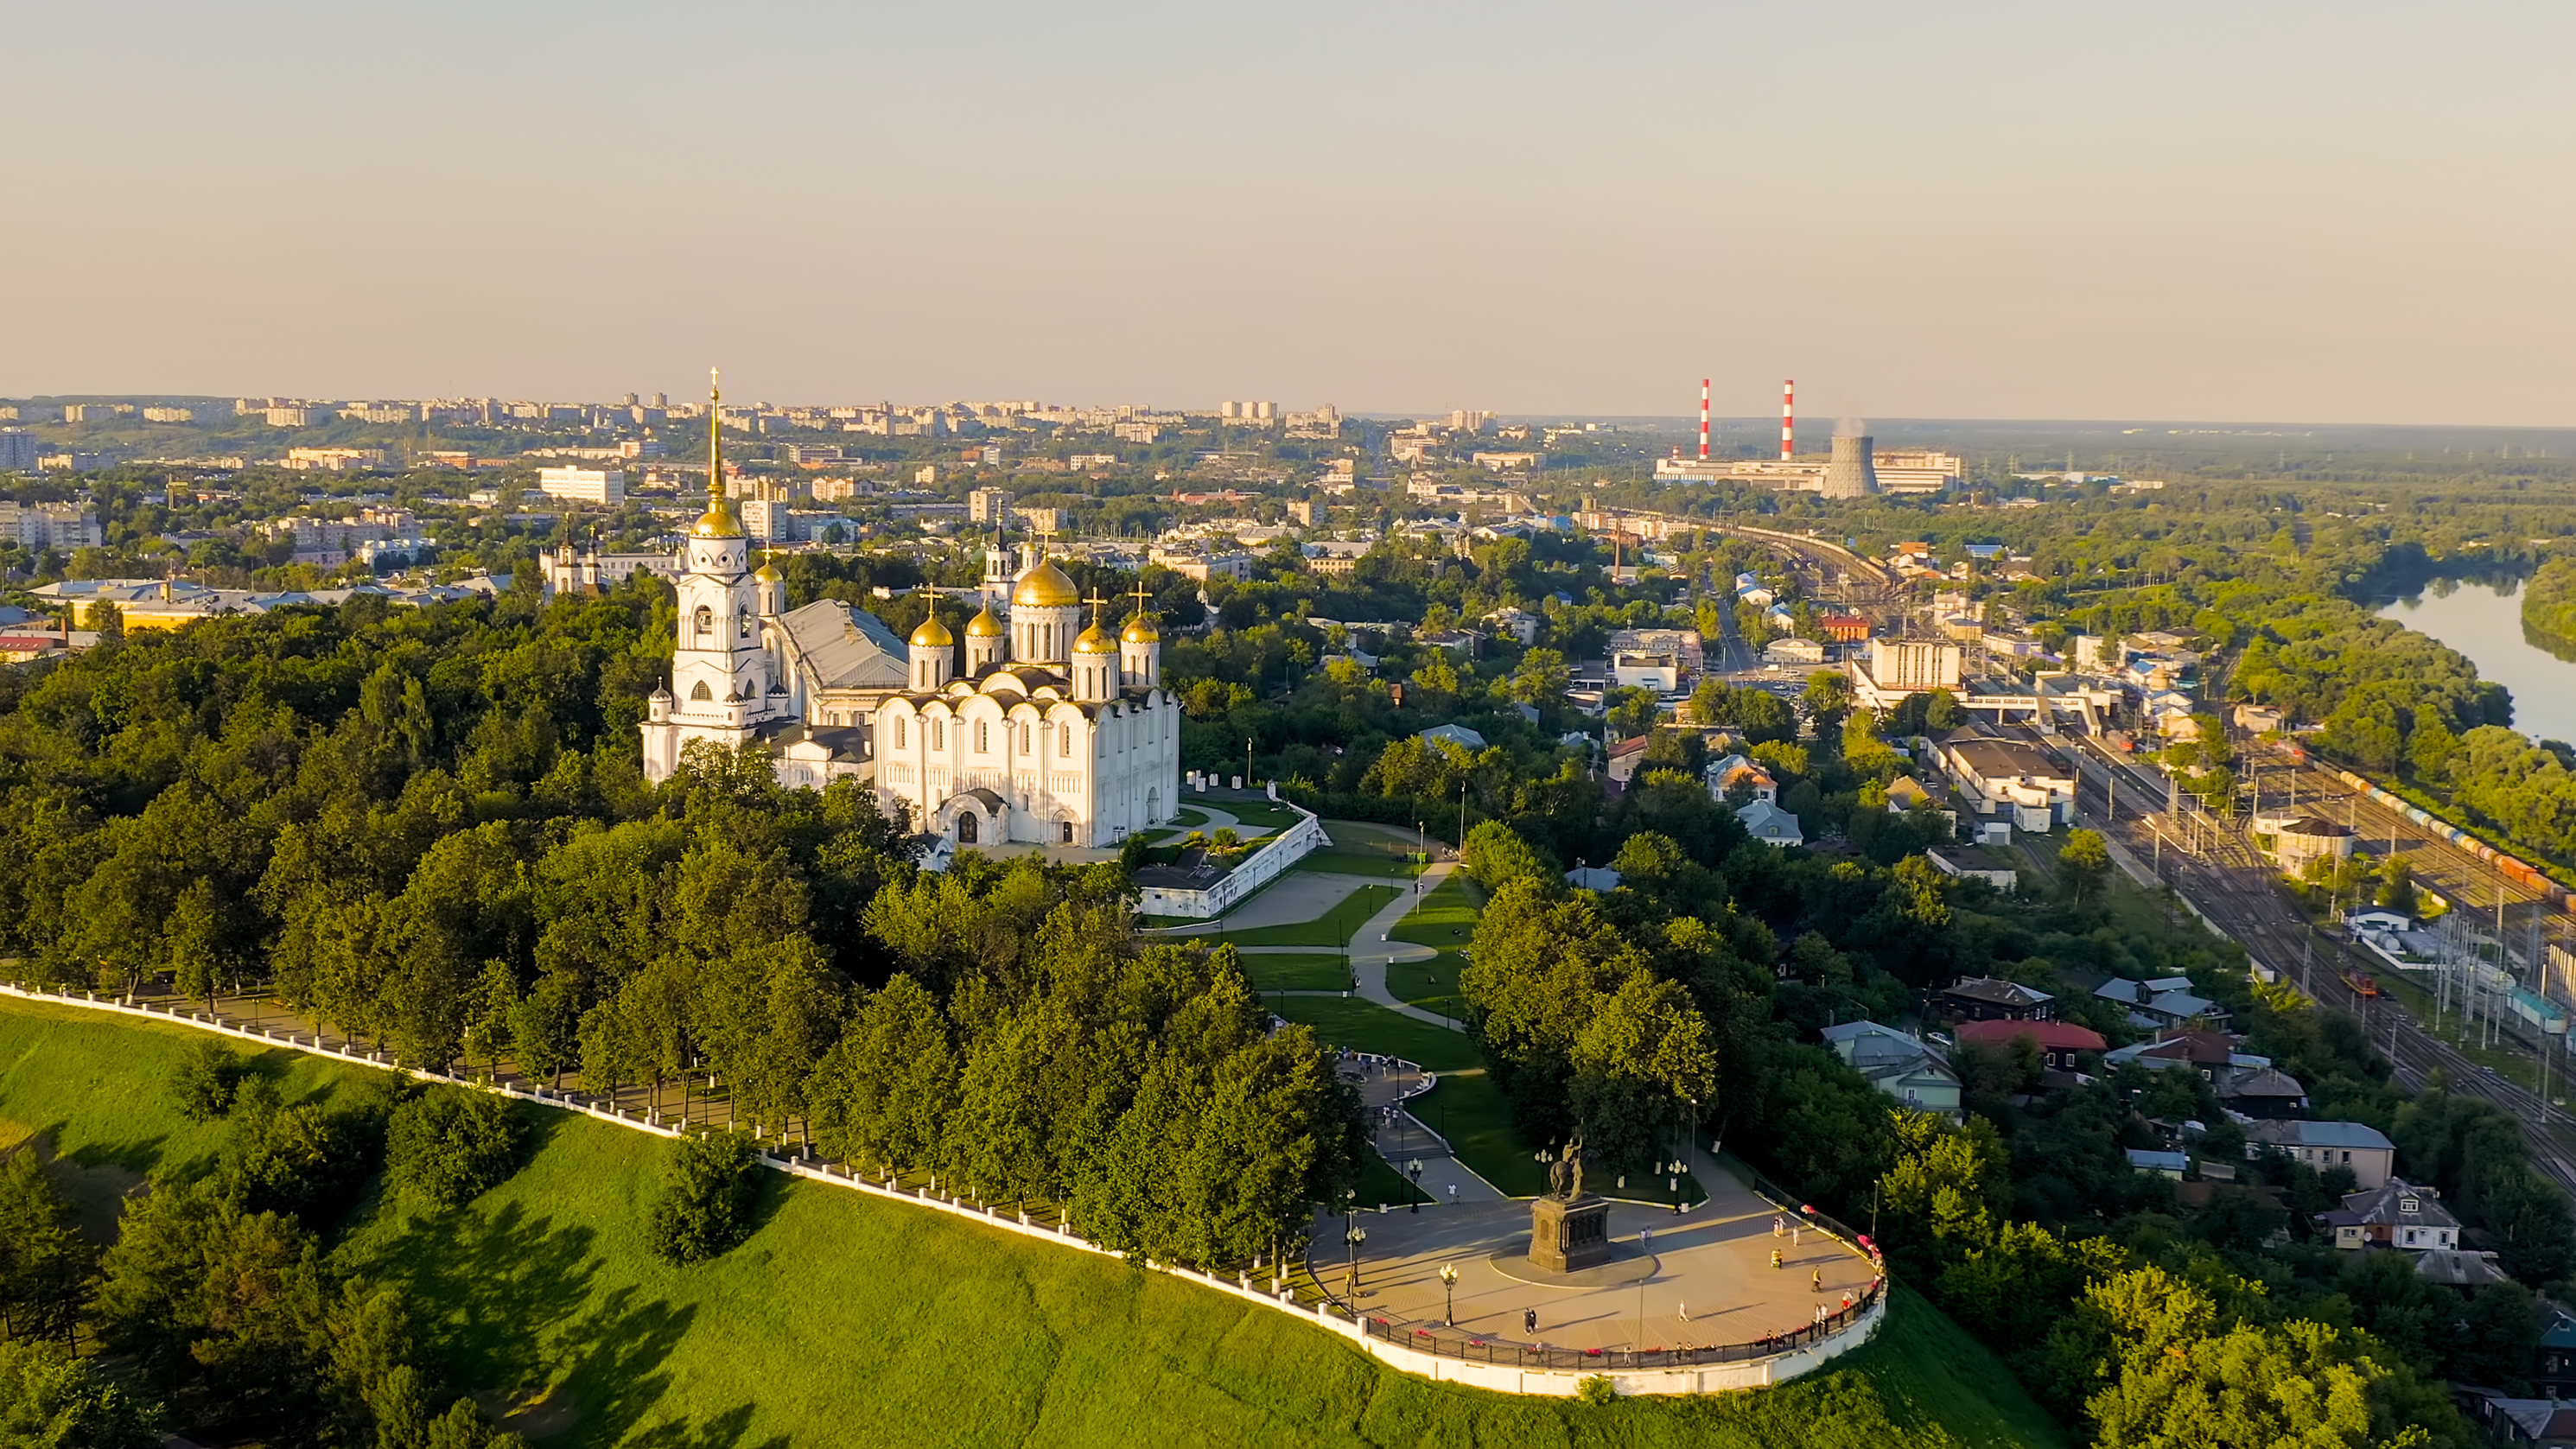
[1528,1136,1612,1273]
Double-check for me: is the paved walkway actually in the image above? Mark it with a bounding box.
[1152,870,1398,938]
[1353,861,1464,1029]
[1335,1054,1505,1204]
[1311,1153,1880,1351]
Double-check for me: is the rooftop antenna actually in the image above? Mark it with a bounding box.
[1780,379,1796,461]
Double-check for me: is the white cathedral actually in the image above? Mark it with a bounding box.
[638,384,1182,850]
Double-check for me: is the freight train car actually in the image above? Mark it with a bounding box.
[2332,769,2576,914]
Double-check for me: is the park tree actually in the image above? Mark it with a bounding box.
[385,1087,527,1213]
[0,1152,91,1346]
[0,1340,161,1449]
[646,1129,761,1265]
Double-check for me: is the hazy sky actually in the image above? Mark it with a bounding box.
[8,1,2571,423]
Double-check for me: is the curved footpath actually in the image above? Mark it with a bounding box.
[0,976,1880,1397]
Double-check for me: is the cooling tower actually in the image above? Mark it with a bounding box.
[1819,434,1880,499]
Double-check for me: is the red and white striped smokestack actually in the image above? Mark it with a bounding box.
[1699,378,1711,460]
[1780,379,1796,461]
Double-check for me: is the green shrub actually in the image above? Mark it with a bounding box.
[646,1129,760,1265]
[1576,1374,1617,1405]
[167,1039,245,1122]
[386,1087,528,1212]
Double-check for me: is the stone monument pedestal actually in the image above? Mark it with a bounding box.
[1528,1194,1612,1273]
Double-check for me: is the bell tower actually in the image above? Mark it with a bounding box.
[642,368,772,783]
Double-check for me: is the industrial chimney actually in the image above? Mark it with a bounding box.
[1780,379,1796,460]
[1818,430,1880,499]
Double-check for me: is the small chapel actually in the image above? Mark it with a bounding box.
[638,375,1182,851]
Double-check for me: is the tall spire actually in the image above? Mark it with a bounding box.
[707,366,724,506]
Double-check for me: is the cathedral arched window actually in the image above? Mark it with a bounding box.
[694,605,713,636]
[690,680,712,701]
[738,609,753,640]
[931,719,944,750]
[1059,722,1072,757]
[976,721,989,754]
[1019,723,1031,755]
[894,717,906,749]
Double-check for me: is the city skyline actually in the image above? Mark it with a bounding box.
[6,1,2571,425]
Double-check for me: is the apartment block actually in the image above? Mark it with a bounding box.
[537,467,627,505]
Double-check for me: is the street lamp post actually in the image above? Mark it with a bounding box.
[1439,1262,1459,1327]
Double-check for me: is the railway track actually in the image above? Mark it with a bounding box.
[2058,735,2576,1198]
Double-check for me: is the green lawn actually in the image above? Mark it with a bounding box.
[1396,950,1468,1021]
[1351,1151,1430,1210]
[0,996,2070,1449]
[1269,996,1486,1074]
[1219,885,1400,947]
[1198,798,1304,830]
[1240,953,1354,993]
[1294,850,1421,880]
[1391,873,1482,949]
[1415,1070,1545,1198]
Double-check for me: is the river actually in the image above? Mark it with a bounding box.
[2378,581,2576,744]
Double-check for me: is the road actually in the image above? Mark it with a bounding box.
[2059,734,2576,1198]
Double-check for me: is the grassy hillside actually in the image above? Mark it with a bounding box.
[0,997,2070,1448]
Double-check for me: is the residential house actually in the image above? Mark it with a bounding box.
[1952,1018,2107,1071]
[2413,1248,2509,1287]
[2125,1149,2188,1180]
[1418,723,1487,753]
[1819,1020,1962,1122]
[1940,976,2056,1023]
[1606,735,1651,785]
[1484,607,1541,645]
[2248,1121,2399,1191]
[1885,776,1934,811]
[1707,753,1778,804]
[2534,1306,2576,1400]
[2095,976,2229,1029]
[1736,799,1803,848]
[2471,1398,2576,1448]
[2219,1066,2311,1119]
[2317,1177,2458,1250]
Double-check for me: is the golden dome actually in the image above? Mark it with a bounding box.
[753,560,782,583]
[1011,560,1079,607]
[1120,612,1160,644]
[1073,621,1118,655]
[964,605,1005,638]
[690,494,745,538]
[909,613,955,648]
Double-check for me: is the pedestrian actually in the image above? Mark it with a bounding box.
[1770,1249,1783,1269]
[1771,1215,1784,1237]
[1524,1308,1537,1335]
[1678,1301,1689,1324]
[1810,1268,1822,1293]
